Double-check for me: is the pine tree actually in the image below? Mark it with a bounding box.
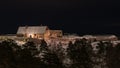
[0,39,19,68]
[16,41,44,68]
[112,43,120,68]
[39,40,65,68]
[67,39,93,68]
[106,41,114,68]
[94,41,111,68]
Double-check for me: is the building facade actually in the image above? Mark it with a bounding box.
[17,26,63,40]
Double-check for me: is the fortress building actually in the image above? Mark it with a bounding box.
[17,26,63,40]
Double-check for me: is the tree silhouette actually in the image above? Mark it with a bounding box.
[1,38,120,68]
[15,41,47,68]
[42,51,64,68]
[39,40,48,52]
[39,40,65,68]
[0,39,18,68]
[112,43,120,68]
[67,39,93,68]
[105,41,114,68]
[94,41,114,68]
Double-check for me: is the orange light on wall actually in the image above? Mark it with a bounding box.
[28,34,34,38]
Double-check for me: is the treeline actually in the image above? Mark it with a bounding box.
[0,39,120,68]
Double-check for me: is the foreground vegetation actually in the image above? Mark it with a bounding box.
[0,39,120,68]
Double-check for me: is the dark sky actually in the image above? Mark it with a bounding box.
[0,0,120,35]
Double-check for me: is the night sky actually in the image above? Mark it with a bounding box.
[0,0,120,35]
